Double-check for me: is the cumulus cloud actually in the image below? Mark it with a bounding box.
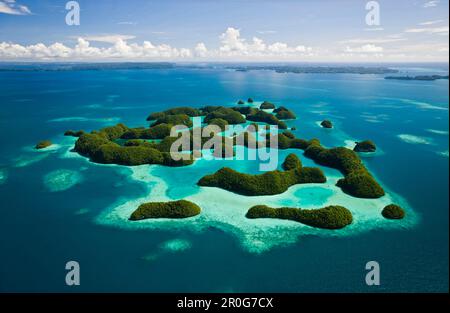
[0,37,191,60]
[1,26,447,62]
[194,42,208,57]
[0,0,32,15]
[203,27,312,59]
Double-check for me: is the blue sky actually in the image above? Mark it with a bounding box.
[0,0,448,61]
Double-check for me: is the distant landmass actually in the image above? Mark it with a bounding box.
[226,65,399,74]
[0,62,400,74]
[385,75,449,81]
[0,62,175,72]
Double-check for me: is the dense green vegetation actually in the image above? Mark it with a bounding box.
[320,120,333,128]
[382,204,405,219]
[237,100,245,105]
[129,200,201,220]
[282,153,302,170]
[246,110,287,129]
[74,131,194,167]
[354,140,376,152]
[199,105,221,114]
[273,106,288,113]
[246,205,353,229]
[231,106,258,116]
[302,141,385,198]
[150,114,193,128]
[198,154,326,196]
[260,101,276,109]
[124,139,145,146]
[71,102,385,201]
[247,98,254,103]
[275,109,296,120]
[64,130,85,137]
[146,107,201,121]
[35,140,52,149]
[206,118,229,130]
[203,107,246,125]
[121,123,172,140]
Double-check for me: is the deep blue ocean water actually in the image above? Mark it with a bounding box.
[0,64,448,292]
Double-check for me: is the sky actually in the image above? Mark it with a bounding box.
[0,0,448,62]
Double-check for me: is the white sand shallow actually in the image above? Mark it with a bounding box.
[427,129,449,135]
[397,134,433,145]
[13,153,50,168]
[48,116,120,124]
[160,238,192,252]
[43,169,83,192]
[96,164,418,254]
[344,140,357,150]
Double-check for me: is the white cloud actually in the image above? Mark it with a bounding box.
[419,19,444,25]
[340,37,406,44]
[78,34,136,44]
[423,0,440,8]
[194,42,208,57]
[345,44,384,53]
[0,37,192,60]
[257,30,277,34]
[364,27,385,31]
[0,26,447,62]
[0,0,31,15]
[405,26,449,35]
[213,27,312,59]
[117,21,138,26]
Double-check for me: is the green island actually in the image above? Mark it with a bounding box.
[302,141,384,198]
[260,101,276,109]
[35,140,53,150]
[197,154,326,196]
[64,130,85,137]
[71,100,386,201]
[275,108,296,120]
[382,204,405,219]
[354,140,376,153]
[246,205,353,229]
[320,120,333,129]
[129,200,201,220]
[246,109,287,129]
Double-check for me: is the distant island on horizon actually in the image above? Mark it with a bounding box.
[0,62,400,74]
[2,63,449,80]
[385,75,449,81]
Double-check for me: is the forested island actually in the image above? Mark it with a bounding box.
[66,99,404,227]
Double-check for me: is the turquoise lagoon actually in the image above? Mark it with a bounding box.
[0,64,448,292]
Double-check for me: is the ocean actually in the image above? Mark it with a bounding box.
[0,64,448,292]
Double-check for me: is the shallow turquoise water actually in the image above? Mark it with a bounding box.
[0,65,448,292]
